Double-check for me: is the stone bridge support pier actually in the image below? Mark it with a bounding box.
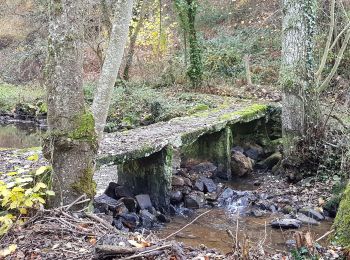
[117,146,179,210]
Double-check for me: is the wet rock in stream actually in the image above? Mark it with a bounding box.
[271,218,302,229]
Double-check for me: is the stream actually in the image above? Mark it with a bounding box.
[0,122,43,148]
[0,123,334,255]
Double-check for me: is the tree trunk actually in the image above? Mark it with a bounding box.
[280,0,318,159]
[45,0,98,208]
[92,0,134,140]
[186,0,202,87]
[123,0,147,80]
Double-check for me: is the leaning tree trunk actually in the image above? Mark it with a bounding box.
[92,0,134,140]
[45,0,98,208]
[123,0,147,80]
[280,0,319,167]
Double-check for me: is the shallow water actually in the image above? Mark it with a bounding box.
[156,208,333,254]
[0,123,43,148]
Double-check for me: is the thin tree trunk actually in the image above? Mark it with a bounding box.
[280,0,318,157]
[123,0,147,80]
[45,0,98,208]
[92,0,134,140]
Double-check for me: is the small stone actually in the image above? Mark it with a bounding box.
[244,144,264,161]
[172,176,185,186]
[205,192,218,202]
[282,205,294,214]
[201,177,217,193]
[118,197,137,212]
[112,218,129,231]
[194,179,204,191]
[135,194,153,210]
[285,239,296,248]
[170,190,183,204]
[251,209,264,217]
[231,151,253,176]
[181,186,192,195]
[140,209,156,229]
[231,146,244,153]
[191,162,217,174]
[114,202,129,215]
[271,218,302,229]
[220,188,235,200]
[97,214,113,225]
[297,213,320,225]
[299,208,324,221]
[183,177,192,187]
[184,191,206,209]
[256,152,282,170]
[118,213,139,230]
[94,194,120,213]
[156,213,170,223]
[178,207,194,217]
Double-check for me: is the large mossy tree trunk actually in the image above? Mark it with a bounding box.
[280,0,319,170]
[92,0,134,140]
[45,0,98,208]
[334,183,350,247]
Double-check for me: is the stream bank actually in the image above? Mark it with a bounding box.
[0,123,343,259]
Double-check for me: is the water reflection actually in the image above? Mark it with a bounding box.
[0,123,44,148]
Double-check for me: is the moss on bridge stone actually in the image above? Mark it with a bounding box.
[182,126,233,179]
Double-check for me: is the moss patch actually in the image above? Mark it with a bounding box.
[333,182,350,248]
[69,111,96,142]
[71,166,96,199]
[220,104,268,121]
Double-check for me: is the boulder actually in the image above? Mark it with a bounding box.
[297,213,320,225]
[299,208,324,221]
[191,162,217,174]
[184,191,206,209]
[104,182,120,199]
[170,190,183,204]
[271,218,302,229]
[231,151,253,176]
[244,144,264,161]
[256,152,282,170]
[135,194,153,210]
[172,176,185,186]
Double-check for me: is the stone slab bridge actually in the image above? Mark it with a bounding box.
[97,103,281,210]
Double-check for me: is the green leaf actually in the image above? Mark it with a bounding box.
[46,190,55,196]
[27,154,39,161]
[33,182,47,192]
[35,166,49,176]
[6,172,18,176]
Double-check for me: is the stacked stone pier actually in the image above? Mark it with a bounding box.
[97,103,280,210]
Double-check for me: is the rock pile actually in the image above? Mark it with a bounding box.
[94,183,170,231]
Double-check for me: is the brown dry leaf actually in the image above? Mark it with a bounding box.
[128,240,145,248]
[89,237,97,245]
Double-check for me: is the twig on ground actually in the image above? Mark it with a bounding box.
[85,212,116,231]
[160,210,212,241]
[64,194,87,211]
[316,229,335,242]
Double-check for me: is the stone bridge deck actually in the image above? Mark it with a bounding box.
[97,103,279,209]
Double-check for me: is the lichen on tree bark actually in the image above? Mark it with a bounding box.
[44,0,98,208]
